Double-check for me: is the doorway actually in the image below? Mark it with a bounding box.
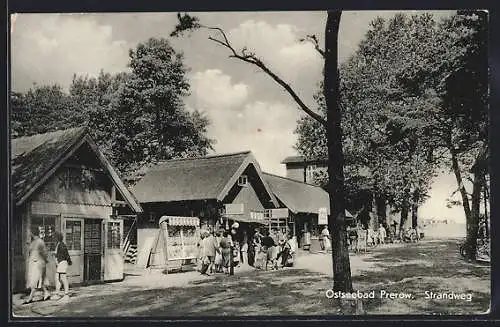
[83,219,103,282]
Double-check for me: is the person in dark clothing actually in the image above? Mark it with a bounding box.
[253,228,263,244]
[240,230,248,265]
[261,230,278,270]
[247,238,255,267]
[53,231,72,301]
[279,238,292,267]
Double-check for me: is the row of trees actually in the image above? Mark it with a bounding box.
[295,11,488,258]
[170,10,487,296]
[12,38,215,182]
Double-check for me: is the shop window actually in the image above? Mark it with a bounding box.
[31,216,57,251]
[65,220,82,251]
[107,222,121,249]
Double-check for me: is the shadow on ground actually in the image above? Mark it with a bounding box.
[352,239,490,314]
[35,269,335,317]
[12,239,490,317]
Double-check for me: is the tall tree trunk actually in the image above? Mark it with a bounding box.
[411,189,419,229]
[376,195,387,228]
[399,189,410,239]
[448,141,472,223]
[465,144,488,259]
[324,11,352,293]
[465,172,482,259]
[370,193,379,230]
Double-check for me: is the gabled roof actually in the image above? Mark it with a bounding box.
[131,151,279,207]
[281,155,328,164]
[263,172,353,218]
[11,127,143,213]
[263,172,330,214]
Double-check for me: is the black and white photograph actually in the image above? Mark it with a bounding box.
[9,10,490,317]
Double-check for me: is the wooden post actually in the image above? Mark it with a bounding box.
[164,221,169,274]
[229,244,234,276]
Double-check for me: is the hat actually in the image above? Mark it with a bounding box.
[231,222,240,229]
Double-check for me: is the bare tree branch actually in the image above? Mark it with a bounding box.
[300,34,326,58]
[450,187,460,198]
[202,25,327,127]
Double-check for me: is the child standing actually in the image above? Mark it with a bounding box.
[53,231,72,301]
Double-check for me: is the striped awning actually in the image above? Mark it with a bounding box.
[159,216,200,226]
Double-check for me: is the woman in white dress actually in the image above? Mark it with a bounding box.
[24,230,50,304]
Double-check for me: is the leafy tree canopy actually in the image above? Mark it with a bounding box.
[11,37,215,181]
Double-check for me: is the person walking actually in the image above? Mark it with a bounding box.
[214,229,224,273]
[197,231,206,272]
[253,228,263,245]
[200,230,219,275]
[321,226,330,253]
[277,234,293,267]
[240,230,249,265]
[348,226,358,252]
[261,230,278,270]
[378,225,387,245]
[219,231,232,274]
[24,229,50,304]
[52,231,72,301]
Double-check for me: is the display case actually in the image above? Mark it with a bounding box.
[158,216,200,272]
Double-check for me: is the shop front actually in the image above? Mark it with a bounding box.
[27,209,125,285]
[11,127,143,291]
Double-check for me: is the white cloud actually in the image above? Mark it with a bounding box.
[226,20,323,82]
[187,68,307,175]
[207,100,300,175]
[187,69,301,174]
[189,69,249,110]
[11,14,130,91]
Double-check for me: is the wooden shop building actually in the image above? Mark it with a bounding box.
[130,151,281,259]
[11,127,143,292]
[262,172,354,250]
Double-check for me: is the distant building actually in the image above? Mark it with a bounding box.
[263,172,354,248]
[281,155,327,185]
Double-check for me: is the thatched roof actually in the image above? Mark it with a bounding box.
[11,127,142,213]
[12,127,86,204]
[263,172,353,218]
[131,151,279,207]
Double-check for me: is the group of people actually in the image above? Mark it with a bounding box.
[347,224,388,253]
[197,225,295,275]
[249,228,295,270]
[197,228,237,275]
[23,228,73,304]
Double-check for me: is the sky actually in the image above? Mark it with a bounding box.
[10,10,470,222]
